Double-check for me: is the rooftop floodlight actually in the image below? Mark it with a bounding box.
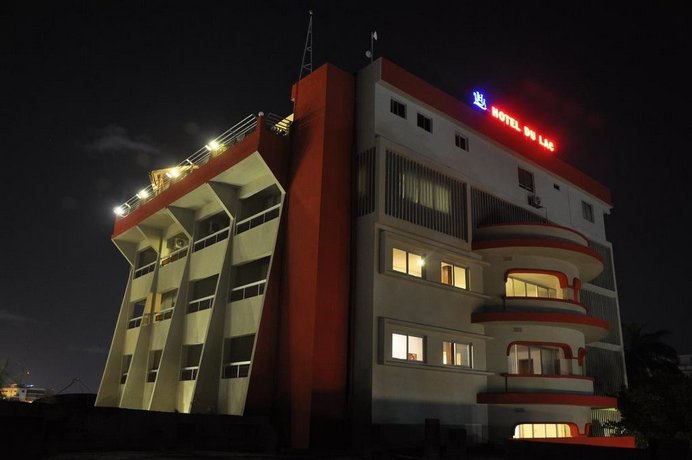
[209,140,221,150]
[113,206,127,216]
[136,189,150,200]
[166,168,181,179]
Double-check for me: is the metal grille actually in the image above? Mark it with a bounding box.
[385,150,467,240]
[471,187,548,230]
[586,346,626,396]
[580,290,622,345]
[587,240,615,290]
[355,148,376,217]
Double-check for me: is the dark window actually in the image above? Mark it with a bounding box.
[417,113,432,132]
[390,99,407,118]
[455,133,468,151]
[518,167,535,192]
[582,201,594,222]
[222,334,255,379]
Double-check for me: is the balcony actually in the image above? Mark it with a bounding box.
[235,204,281,236]
[192,227,230,253]
[473,223,604,281]
[160,246,189,267]
[230,280,267,303]
[503,297,587,315]
[477,392,617,408]
[495,373,594,394]
[133,260,156,279]
[472,311,609,343]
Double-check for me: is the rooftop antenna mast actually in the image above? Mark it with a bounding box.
[299,10,314,81]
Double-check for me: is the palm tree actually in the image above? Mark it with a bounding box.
[622,323,681,383]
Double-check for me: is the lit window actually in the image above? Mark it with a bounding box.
[441,262,468,289]
[582,201,594,222]
[505,275,559,299]
[417,113,433,132]
[455,132,469,151]
[508,344,563,375]
[442,341,472,367]
[399,170,451,213]
[514,423,572,439]
[518,167,535,192]
[392,333,424,362]
[392,248,425,278]
[390,99,407,118]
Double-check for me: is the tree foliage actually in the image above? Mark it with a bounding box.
[606,324,691,446]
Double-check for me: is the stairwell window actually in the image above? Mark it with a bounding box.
[518,167,535,192]
[392,333,424,362]
[582,201,594,222]
[417,113,433,132]
[390,99,407,119]
[441,262,467,289]
[147,350,162,382]
[392,248,425,278]
[120,355,132,384]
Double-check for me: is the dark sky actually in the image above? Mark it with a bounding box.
[3,2,691,393]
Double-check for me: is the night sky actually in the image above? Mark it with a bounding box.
[3,2,691,393]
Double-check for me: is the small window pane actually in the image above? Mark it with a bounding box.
[505,278,514,297]
[526,283,538,297]
[392,248,407,273]
[454,266,467,289]
[408,253,423,278]
[514,279,527,297]
[408,336,424,361]
[392,333,407,359]
[442,341,453,365]
[441,263,453,285]
[455,343,471,367]
[537,286,549,297]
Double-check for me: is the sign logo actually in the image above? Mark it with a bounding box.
[471,90,556,153]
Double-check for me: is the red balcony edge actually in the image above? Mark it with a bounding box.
[472,238,604,264]
[477,392,617,408]
[472,311,609,331]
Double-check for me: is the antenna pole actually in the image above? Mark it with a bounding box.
[299,10,314,81]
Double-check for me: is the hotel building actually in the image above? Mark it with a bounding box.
[97,58,627,448]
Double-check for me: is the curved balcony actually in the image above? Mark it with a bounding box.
[504,296,587,315]
[497,373,594,394]
[476,223,589,246]
[472,311,609,343]
[477,392,617,408]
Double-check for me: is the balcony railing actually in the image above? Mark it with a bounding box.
[222,361,251,379]
[192,227,229,253]
[180,366,199,381]
[187,295,214,314]
[230,280,267,302]
[235,204,281,235]
[134,260,156,279]
[114,112,292,218]
[160,246,188,266]
[154,307,174,322]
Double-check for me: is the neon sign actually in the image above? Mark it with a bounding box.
[471,90,556,153]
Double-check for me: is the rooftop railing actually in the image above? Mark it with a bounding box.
[114,112,291,218]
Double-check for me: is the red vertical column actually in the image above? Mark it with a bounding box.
[279,64,354,448]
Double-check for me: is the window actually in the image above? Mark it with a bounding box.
[128,300,146,329]
[392,248,424,278]
[188,275,218,313]
[514,424,572,439]
[120,354,132,384]
[417,113,432,132]
[508,344,562,375]
[180,344,203,381]
[505,275,559,299]
[222,334,255,379]
[390,99,407,118]
[454,132,469,151]
[582,201,594,222]
[392,333,424,362]
[442,341,472,368]
[440,262,467,289]
[155,290,177,322]
[399,169,451,213]
[147,350,162,382]
[518,167,535,192]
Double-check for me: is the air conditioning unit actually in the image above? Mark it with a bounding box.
[528,194,543,208]
[173,237,187,249]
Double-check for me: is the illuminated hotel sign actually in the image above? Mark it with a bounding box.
[472,90,556,153]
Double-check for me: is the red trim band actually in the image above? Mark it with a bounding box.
[473,238,604,264]
[478,222,590,245]
[472,311,609,331]
[477,392,617,408]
